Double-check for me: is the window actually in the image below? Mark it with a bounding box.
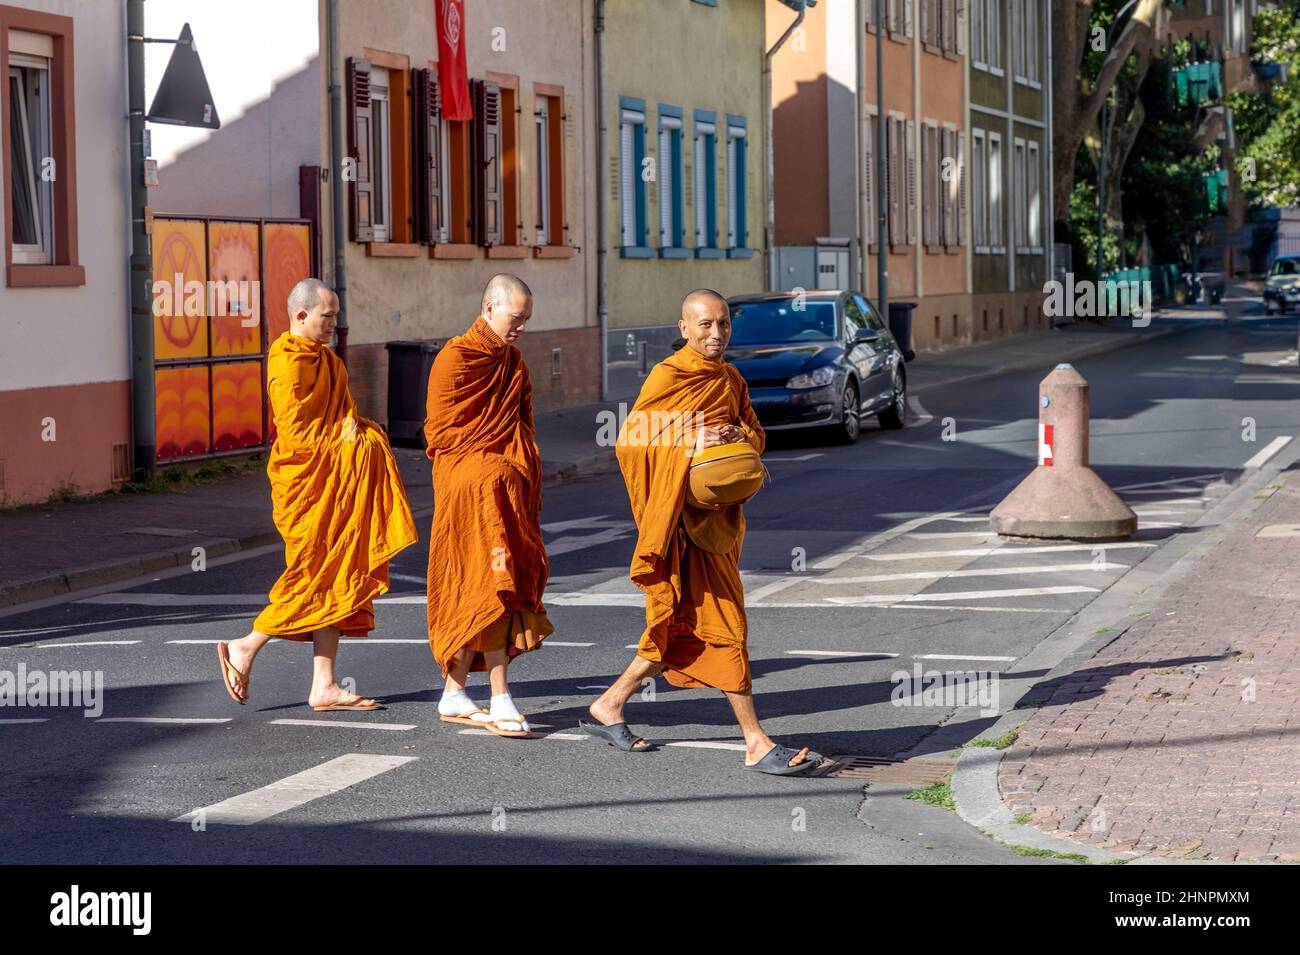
[413,67,447,244]
[619,100,648,252]
[369,66,391,242]
[1013,136,1026,251]
[855,294,887,331]
[987,131,1003,250]
[1015,0,1040,85]
[864,107,878,251]
[534,95,552,246]
[922,122,939,248]
[972,0,985,67]
[987,0,1002,74]
[693,112,718,252]
[4,13,82,286]
[972,129,987,249]
[925,0,965,56]
[941,126,963,250]
[472,79,503,247]
[725,116,748,253]
[658,106,685,252]
[8,52,51,264]
[886,115,914,249]
[1027,139,1041,251]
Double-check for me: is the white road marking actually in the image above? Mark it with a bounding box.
[891,604,1069,614]
[915,654,1017,662]
[813,511,964,572]
[662,740,748,752]
[546,526,636,556]
[30,640,141,648]
[269,719,416,731]
[764,453,825,462]
[1131,508,1196,515]
[82,594,266,606]
[540,515,618,533]
[171,753,416,826]
[97,717,231,724]
[390,573,427,585]
[1244,435,1292,469]
[811,561,1127,584]
[908,530,999,539]
[861,541,1155,561]
[458,728,589,740]
[546,593,643,607]
[544,641,595,647]
[826,585,1098,605]
[1112,473,1224,492]
[784,650,898,658]
[0,718,49,724]
[907,396,934,425]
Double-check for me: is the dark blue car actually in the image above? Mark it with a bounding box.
[726,291,908,444]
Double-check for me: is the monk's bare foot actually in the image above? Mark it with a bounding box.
[588,699,651,751]
[224,641,255,701]
[308,682,378,709]
[745,740,810,768]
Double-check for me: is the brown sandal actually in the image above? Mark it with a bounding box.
[311,695,383,712]
[485,713,532,739]
[217,642,248,705]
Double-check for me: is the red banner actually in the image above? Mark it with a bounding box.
[437,0,472,121]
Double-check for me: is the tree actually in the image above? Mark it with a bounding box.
[1227,0,1300,209]
[1052,0,1169,224]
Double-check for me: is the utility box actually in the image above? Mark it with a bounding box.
[385,340,440,448]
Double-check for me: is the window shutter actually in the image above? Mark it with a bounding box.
[659,126,673,247]
[887,118,898,247]
[905,0,915,37]
[621,117,636,247]
[958,129,967,247]
[412,68,442,244]
[957,0,967,56]
[864,116,877,251]
[346,57,374,243]
[561,95,574,247]
[921,0,931,46]
[474,79,503,247]
[921,123,932,248]
[905,119,916,247]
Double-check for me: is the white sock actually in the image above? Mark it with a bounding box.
[490,693,528,730]
[439,689,481,717]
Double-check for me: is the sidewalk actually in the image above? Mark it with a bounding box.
[0,318,1182,609]
[998,471,1300,862]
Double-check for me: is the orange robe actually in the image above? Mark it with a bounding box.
[616,344,765,693]
[424,316,554,674]
[254,332,417,639]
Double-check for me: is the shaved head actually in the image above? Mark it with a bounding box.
[681,288,728,322]
[481,273,534,345]
[678,289,731,359]
[482,273,533,312]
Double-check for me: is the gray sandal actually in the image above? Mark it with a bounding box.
[745,744,822,776]
[578,719,656,752]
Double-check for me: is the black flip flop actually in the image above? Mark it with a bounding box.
[577,719,656,752]
[745,744,823,776]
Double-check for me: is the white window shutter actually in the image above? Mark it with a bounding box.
[957,0,967,56]
[659,127,672,247]
[958,129,967,247]
[905,0,914,37]
[620,118,636,247]
[864,117,876,250]
[905,119,916,247]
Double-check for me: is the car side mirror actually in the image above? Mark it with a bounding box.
[852,327,880,344]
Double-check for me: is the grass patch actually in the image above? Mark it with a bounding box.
[119,456,263,495]
[1009,845,1090,864]
[1014,812,1032,825]
[963,724,1023,750]
[905,777,955,811]
[1094,626,1117,635]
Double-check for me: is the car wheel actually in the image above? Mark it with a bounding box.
[835,380,861,444]
[877,370,906,430]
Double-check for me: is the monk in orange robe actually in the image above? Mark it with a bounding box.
[424,274,553,737]
[217,278,417,711]
[580,289,821,775]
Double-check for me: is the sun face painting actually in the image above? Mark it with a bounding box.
[208,222,261,357]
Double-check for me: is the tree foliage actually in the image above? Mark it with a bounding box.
[1227,0,1300,209]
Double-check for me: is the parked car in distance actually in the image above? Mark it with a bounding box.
[725,291,908,444]
[1263,255,1300,315]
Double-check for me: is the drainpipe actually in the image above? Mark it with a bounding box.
[765,0,807,291]
[126,0,155,480]
[874,0,887,317]
[595,0,608,399]
[327,0,349,364]
[1045,0,1055,308]
[855,0,866,294]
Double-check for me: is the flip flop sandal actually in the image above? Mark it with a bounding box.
[745,744,822,776]
[311,696,384,712]
[216,643,248,705]
[577,719,656,752]
[485,714,532,739]
[439,708,494,726]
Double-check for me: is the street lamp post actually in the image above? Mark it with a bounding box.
[1096,0,1143,284]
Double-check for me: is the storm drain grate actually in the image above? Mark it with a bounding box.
[814,754,955,787]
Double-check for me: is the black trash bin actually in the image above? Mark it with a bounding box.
[887,301,917,362]
[385,340,440,448]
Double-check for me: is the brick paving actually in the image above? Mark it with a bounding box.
[1000,474,1300,862]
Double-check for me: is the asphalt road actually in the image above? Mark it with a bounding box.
[2,309,1297,864]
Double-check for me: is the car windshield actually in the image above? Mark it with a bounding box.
[728,300,838,345]
[1273,259,1299,276]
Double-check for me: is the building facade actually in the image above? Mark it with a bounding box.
[602,0,768,400]
[0,1,131,505]
[968,0,1049,338]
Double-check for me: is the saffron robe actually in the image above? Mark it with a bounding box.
[616,344,765,692]
[254,332,417,639]
[424,316,554,673]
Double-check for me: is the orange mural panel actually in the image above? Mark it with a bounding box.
[155,366,211,460]
[152,219,208,360]
[263,222,312,342]
[208,221,262,357]
[212,362,264,451]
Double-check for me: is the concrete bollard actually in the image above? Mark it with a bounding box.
[989,364,1137,540]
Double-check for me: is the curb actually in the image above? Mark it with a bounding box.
[0,320,1197,613]
[946,452,1299,864]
